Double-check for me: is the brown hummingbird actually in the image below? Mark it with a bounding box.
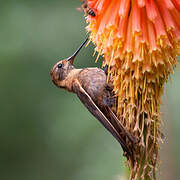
[50,38,137,158]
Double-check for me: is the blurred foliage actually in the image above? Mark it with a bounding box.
[0,1,179,180]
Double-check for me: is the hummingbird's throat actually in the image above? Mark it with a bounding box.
[63,69,82,92]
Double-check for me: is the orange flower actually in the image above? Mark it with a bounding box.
[83,0,180,180]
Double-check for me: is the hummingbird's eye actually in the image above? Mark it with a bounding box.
[58,63,63,69]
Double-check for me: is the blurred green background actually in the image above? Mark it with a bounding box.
[0,1,179,180]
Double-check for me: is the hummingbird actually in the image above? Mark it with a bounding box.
[50,38,137,158]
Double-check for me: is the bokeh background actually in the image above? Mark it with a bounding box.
[0,1,179,180]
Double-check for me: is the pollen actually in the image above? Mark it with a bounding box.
[83,0,180,180]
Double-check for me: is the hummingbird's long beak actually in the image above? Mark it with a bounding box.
[67,37,89,64]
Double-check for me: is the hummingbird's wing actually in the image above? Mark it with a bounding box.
[105,106,138,144]
[72,79,131,156]
[102,84,138,145]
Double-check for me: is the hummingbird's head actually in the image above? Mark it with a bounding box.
[50,58,75,88]
[50,38,88,88]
